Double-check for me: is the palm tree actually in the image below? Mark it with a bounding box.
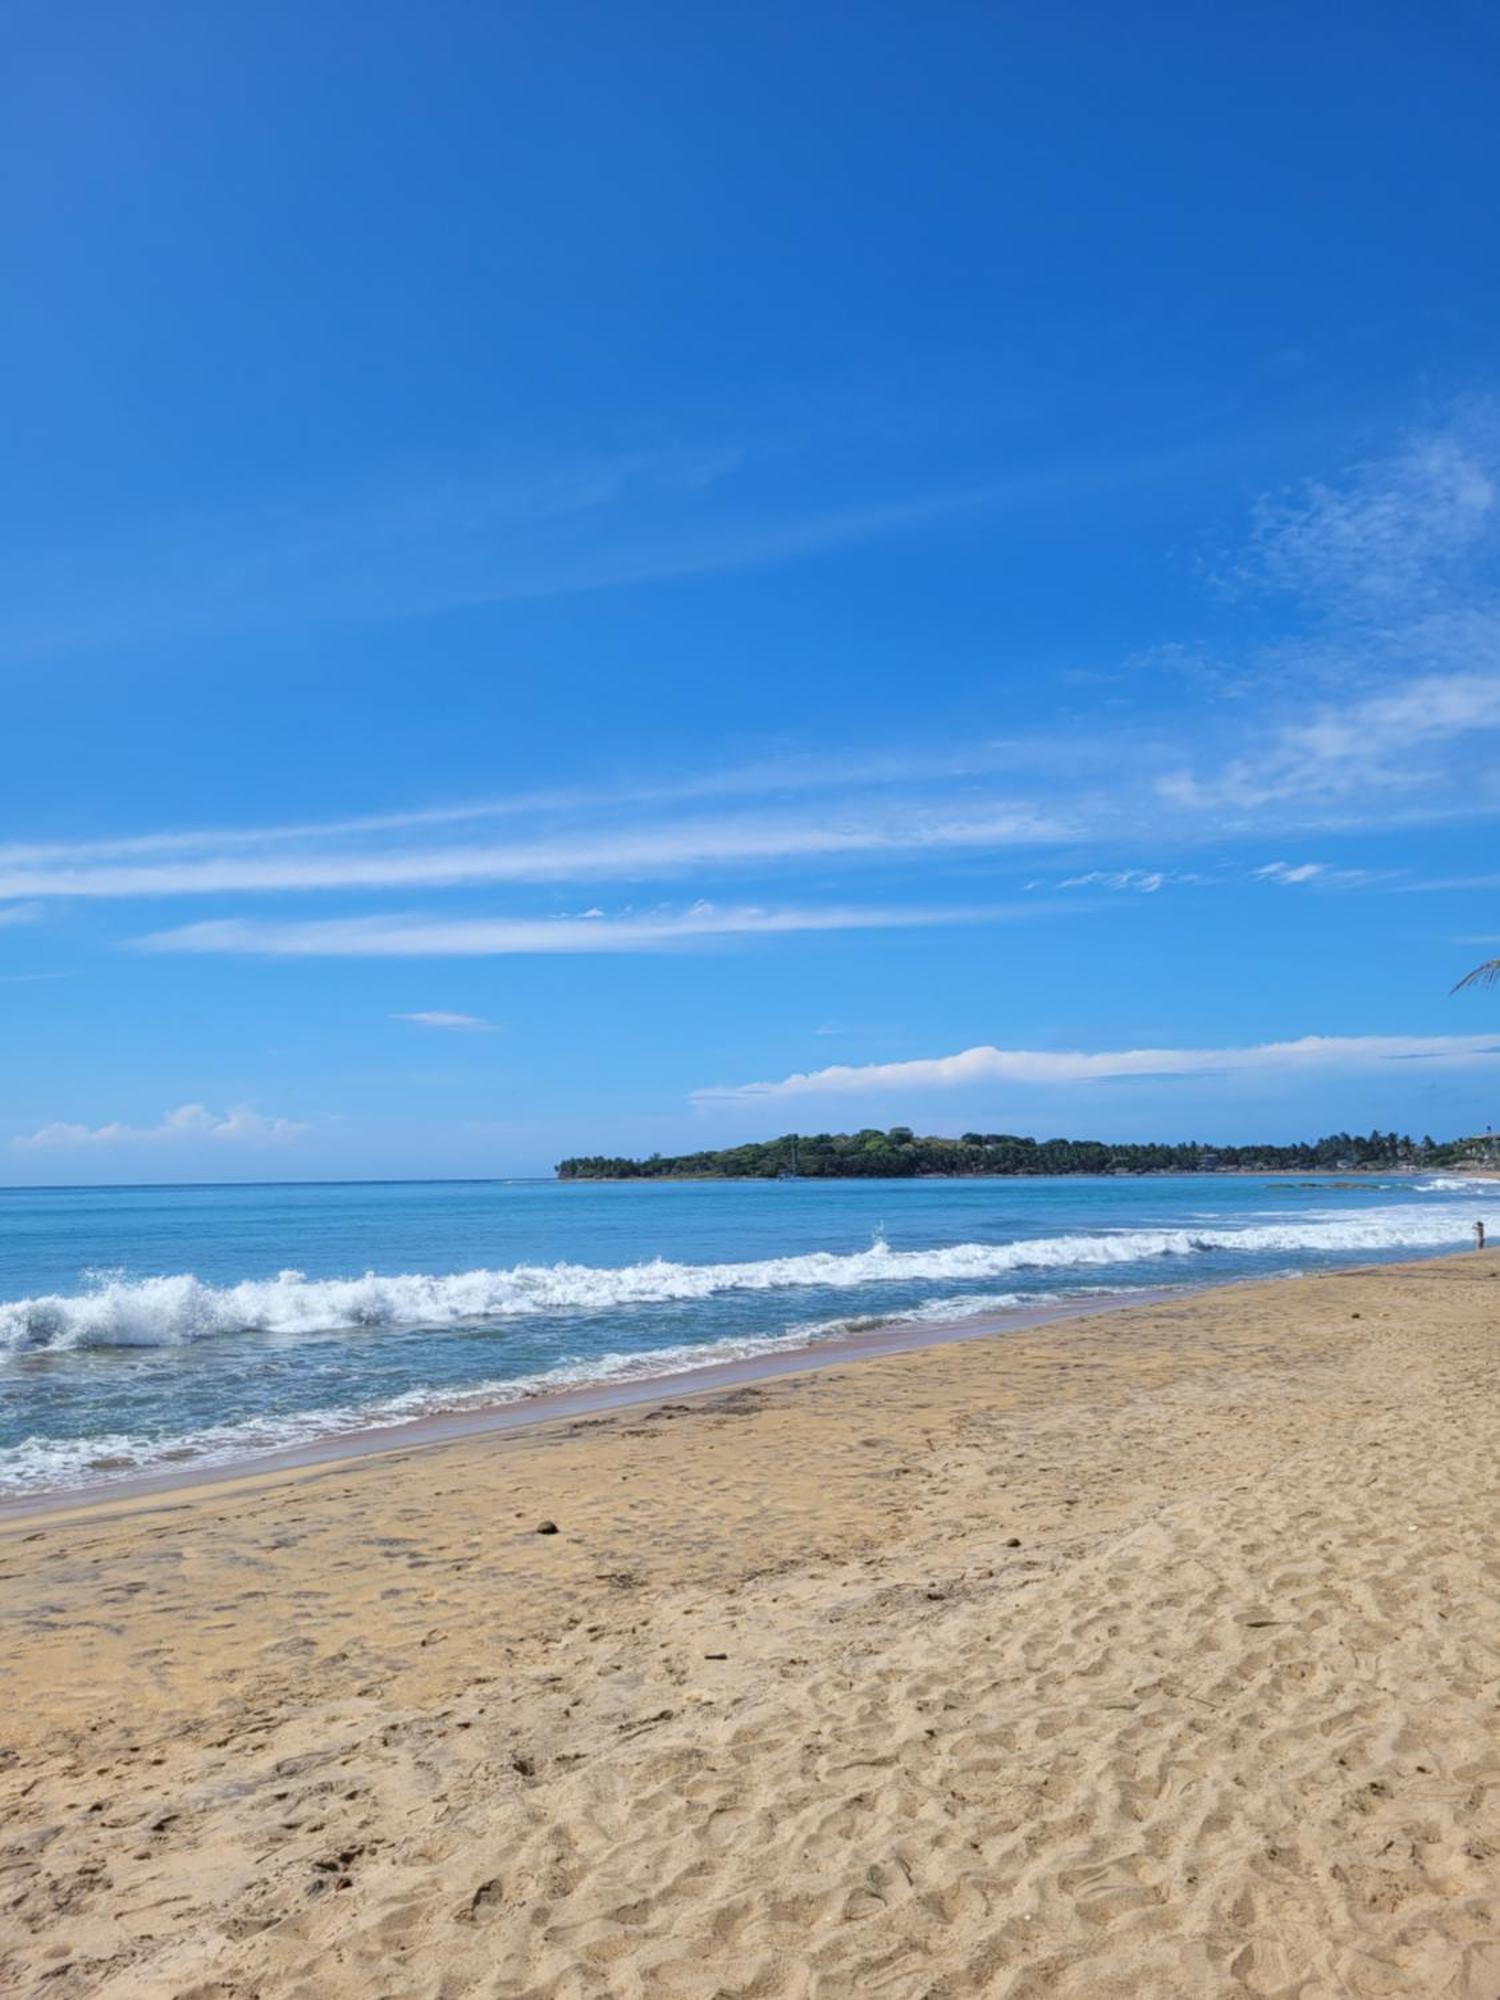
[1454,960,1500,992]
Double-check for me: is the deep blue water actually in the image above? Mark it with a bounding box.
[0,1171,1488,1494]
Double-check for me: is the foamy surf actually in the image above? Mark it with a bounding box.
[0,1308,1011,1494]
[0,1203,1483,1357]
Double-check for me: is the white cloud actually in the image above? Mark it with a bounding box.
[3,410,1500,961]
[0,804,1067,902]
[1159,667,1500,813]
[140,900,1027,958]
[1042,859,1381,895]
[13,1103,309,1149]
[393,1010,497,1031]
[0,745,1060,879]
[695,1033,1500,1102]
[1165,410,1500,818]
[1238,425,1496,613]
[0,901,40,926]
[1053,868,1193,893]
[1254,861,1326,884]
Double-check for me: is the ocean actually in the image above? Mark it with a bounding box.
[0,1171,1488,1498]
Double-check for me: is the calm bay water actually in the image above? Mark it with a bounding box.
[0,1171,1487,1495]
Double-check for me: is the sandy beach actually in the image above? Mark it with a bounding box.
[4,1252,1500,1998]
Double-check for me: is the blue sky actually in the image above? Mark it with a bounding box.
[4,0,1500,1182]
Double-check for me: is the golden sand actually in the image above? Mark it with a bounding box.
[4,1255,1500,1997]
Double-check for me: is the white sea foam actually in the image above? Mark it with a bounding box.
[785,1289,1067,1341]
[0,1204,1485,1358]
[0,1316,900,1493]
[0,1289,1115,1492]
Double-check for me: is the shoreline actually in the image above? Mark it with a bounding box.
[6,1187,1496,1520]
[0,1282,1184,1522]
[5,1251,1500,1996]
[6,1162,1496,1519]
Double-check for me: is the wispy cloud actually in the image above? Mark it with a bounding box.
[696,1033,1500,1102]
[0,746,1039,875]
[0,424,1255,663]
[1161,408,1500,818]
[1233,421,1496,614]
[0,445,726,659]
[0,902,41,927]
[1159,666,1500,813]
[13,1104,309,1149]
[0,660,1493,929]
[3,483,969,660]
[393,1010,498,1032]
[1053,868,1184,893]
[6,409,1500,964]
[140,900,1028,958]
[1254,861,1327,884]
[1397,875,1500,895]
[0,805,1068,902]
[1039,860,1381,895]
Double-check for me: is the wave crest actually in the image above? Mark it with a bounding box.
[0,1204,1483,1357]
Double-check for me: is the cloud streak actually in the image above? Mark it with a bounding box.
[393,1011,497,1031]
[1054,869,1176,893]
[4,409,1500,962]
[696,1033,1500,1101]
[0,426,1251,663]
[140,901,1028,958]
[0,806,1068,902]
[2,653,1496,925]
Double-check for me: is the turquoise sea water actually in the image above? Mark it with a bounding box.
[0,1172,1489,1495]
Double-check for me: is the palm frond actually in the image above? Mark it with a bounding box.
[1452,959,1500,994]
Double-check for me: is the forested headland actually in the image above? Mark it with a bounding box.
[557,1128,1493,1180]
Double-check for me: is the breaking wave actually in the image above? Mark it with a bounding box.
[0,1320,857,1492]
[0,1203,1483,1358]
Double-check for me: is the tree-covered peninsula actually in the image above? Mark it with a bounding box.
[557,1128,1490,1180]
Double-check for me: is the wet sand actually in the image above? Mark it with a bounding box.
[4,1254,1500,1997]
